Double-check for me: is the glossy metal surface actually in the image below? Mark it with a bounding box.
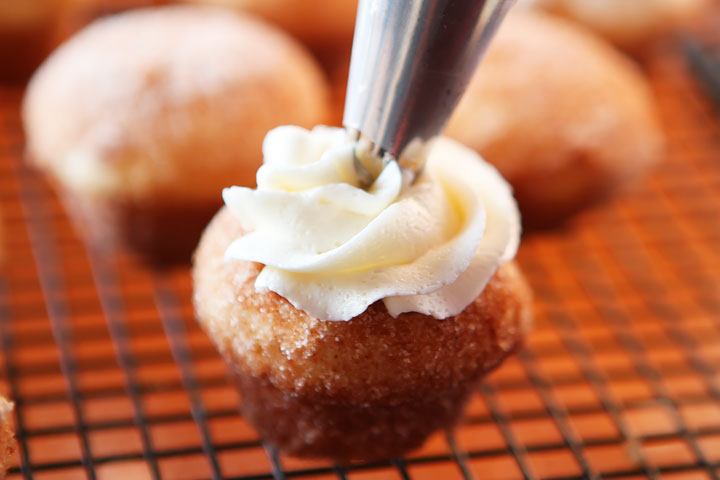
[343,0,515,167]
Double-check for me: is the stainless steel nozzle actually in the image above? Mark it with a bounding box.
[343,0,515,184]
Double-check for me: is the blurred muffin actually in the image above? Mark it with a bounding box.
[23,5,330,262]
[0,0,64,82]
[0,398,15,477]
[533,0,707,52]
[446,11,664,227]
[188,0,358,52]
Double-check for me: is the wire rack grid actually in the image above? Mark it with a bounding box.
[0,39,720,480]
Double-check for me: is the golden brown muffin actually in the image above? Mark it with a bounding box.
[445,10,665,227]
[188,0,358,52]
[533,0,708,53]
[0,398,15,477]
[193,207,533,461]
[0,0,65,82]
[23,5,330,262]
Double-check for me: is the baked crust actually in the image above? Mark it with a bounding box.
[233,366,477,461]
[0,398,16,477]
[446,10,665,227]
[193,207,532,459]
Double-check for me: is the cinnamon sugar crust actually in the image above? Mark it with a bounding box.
[193,207,532,459]
[0,398,15,477]
[234,367,476,461]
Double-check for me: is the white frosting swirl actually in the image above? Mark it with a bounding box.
[223,126,520,321]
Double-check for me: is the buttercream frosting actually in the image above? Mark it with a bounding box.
[223,125,520,321]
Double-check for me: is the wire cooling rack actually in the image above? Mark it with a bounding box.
[1,40,720,480]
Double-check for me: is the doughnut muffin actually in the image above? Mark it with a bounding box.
[188,0,358,52]
[533,0,708,53]
[194,126,533,461]
[0,398,15,477]
[23,5,329,262]
[446,10,664,227]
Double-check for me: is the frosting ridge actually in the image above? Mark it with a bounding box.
[223,125,520,321]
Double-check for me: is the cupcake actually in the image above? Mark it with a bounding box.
[193,126,532,461]
[533,0,708,53]
[22,5,330,262]
[446,10,665,227]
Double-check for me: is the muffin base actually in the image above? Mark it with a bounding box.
[61,190,220,264]
[232,349,514,463]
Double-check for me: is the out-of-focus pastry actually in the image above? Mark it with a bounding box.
[0,0,64,82]
[188,0,358,52]
[533,0,708,52]
[193,126,533,461]
[23,5,329,262]
[446,10,665,227]
[326,48,352,127]
[0,397,15,477]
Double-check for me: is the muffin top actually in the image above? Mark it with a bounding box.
[448,10,662,181]
[23,5,329,203]
[446,10,664,224]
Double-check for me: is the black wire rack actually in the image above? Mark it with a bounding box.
[1,22,720,480]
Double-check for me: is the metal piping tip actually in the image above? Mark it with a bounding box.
[343,0,515,187]
[347,128,390,189]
